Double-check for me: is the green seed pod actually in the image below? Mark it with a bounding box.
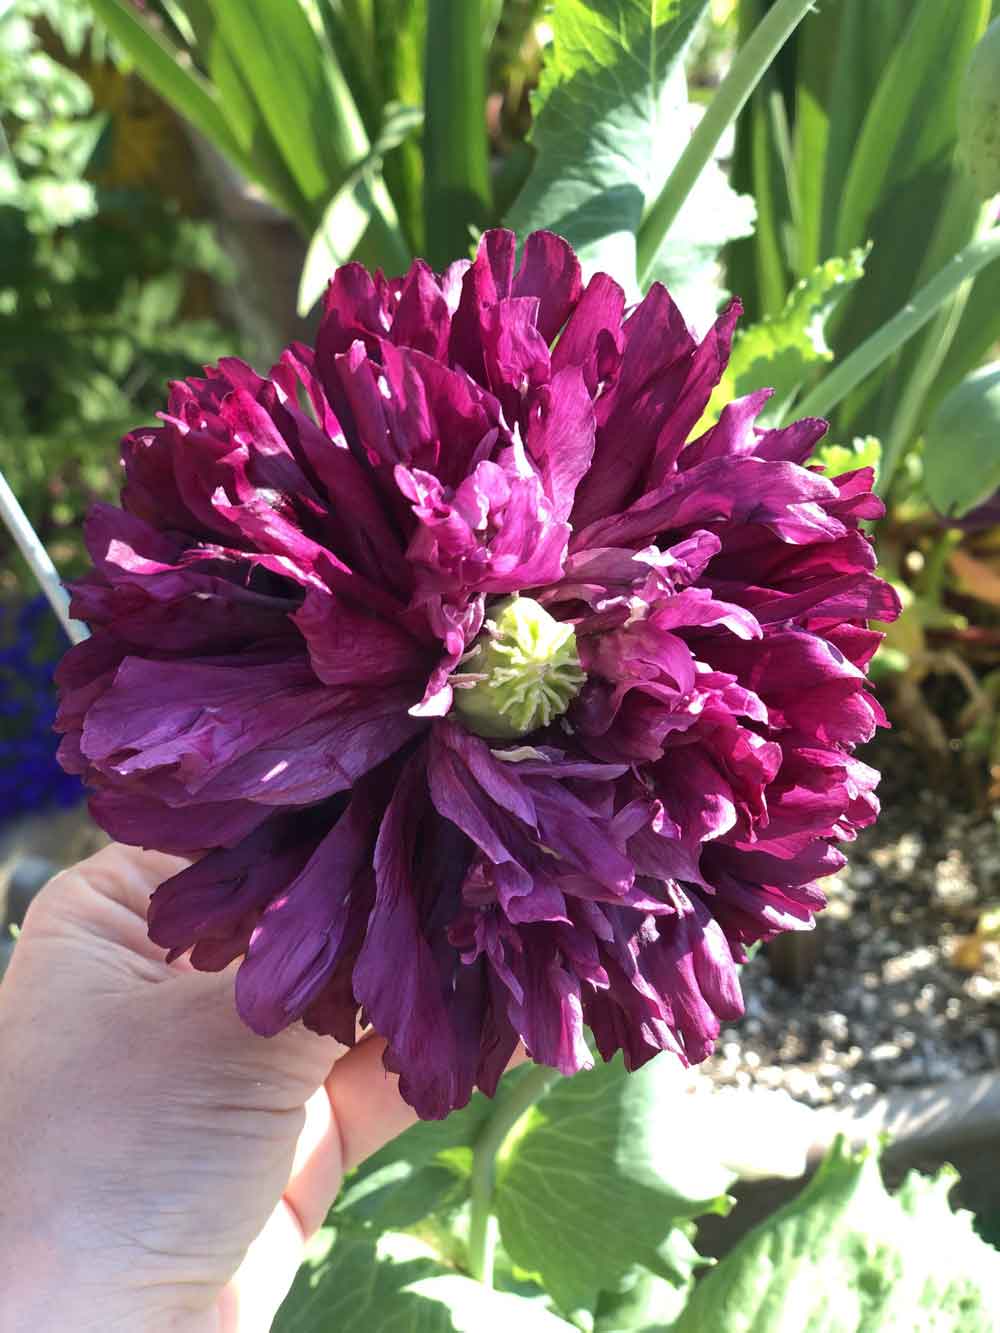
[452,596,586,740]
[959,18,1000,201]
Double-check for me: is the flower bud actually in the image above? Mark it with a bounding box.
[452,596,585,740]
[959,19,1000,201]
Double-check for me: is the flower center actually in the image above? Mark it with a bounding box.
[452,596,586,740]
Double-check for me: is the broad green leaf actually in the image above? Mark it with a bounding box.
[86,0,245,166]
[593,1264,693,1332]
[493,1054,734,1315]
[207,0,366,209]
[332,1064,535,1230]
[505,0,709,295]
[406,1276,577,1332]
[672,1137,1000,1332]
[924,362,1000,518]
[704,247,868,429]
[644,132,756,333]
[332,1160,465,1232]
[274,1229,575,1333]
[932,246,1000,418]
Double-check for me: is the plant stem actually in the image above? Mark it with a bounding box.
[794,227,1000,425]
[0,470,87,644]
[636,0,816,284]
[877,198,997,499]
[466,1063,560,1286]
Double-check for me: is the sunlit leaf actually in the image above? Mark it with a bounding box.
[493,1054,733,1315]
[703,246,868,428]
[274,1229,575,1333]
[924,362,1000,518]
[673,1138,1000,1332]
[506,0,709,295]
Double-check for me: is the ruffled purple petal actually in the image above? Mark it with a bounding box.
[58,227,900,1119]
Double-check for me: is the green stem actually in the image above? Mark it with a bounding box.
[467,1063,560,1286]
[795,226,1000,425]
[423,0,491,269]
[636,0,816,284]
[877,199,997,499]
[920,528,963,605]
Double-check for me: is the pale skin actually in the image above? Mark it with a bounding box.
[0,842,421,1332]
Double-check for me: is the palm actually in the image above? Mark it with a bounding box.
[0,843,415,1332]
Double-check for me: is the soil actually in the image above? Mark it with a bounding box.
[696,731,1000,1107]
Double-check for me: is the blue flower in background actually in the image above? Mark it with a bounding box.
[0,596,82,827]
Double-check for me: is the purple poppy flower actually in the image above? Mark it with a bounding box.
[56,230,899,1119]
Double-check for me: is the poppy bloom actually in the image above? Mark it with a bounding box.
[56,230,898,1118]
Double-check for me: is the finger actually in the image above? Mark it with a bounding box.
[281,1034,416,1238]
[327,1034,418,1173]
[218,1198,306,1333]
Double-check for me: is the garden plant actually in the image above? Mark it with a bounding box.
[4,1,1000,1329]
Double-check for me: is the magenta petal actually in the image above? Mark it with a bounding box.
[236,791,379,1035]
[353,752,463,1119]
[294,589,429,687]
[525,366,596,522]
[59,227,899,1119]
[148,813,322,968]
[512,230,583,341]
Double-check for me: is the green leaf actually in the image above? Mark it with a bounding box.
[834,0,990,259]
[924,361,1000,518]
[274,1229,576,1333]
[423,0,491,268]
[672,1137,1000,1332]
[207,0,367,209]
[333,1065,536,1232]
[85,0,245,167]
[725,0,793,321]
[644,147,755,333]
[811,435,882,485]
[814,0,912,265]
[179,0,309,222]
[827,0,989,436]
[332,1160,464,1233]
[374,0,426,253]
[493,1054,734,1316]
[505,0,709,296]
[932,245,1000,417]
[707,247,868,428]
[593,1264,693,1332]
[318,0,381,137]
[297,105,418,313]
[406,1275,577,1332]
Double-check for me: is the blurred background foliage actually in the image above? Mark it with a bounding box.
[0,0,238,584]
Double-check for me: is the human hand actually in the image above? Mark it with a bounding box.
[0,842,418,1332]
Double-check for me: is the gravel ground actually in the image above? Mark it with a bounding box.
[695,733,1000,1107]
